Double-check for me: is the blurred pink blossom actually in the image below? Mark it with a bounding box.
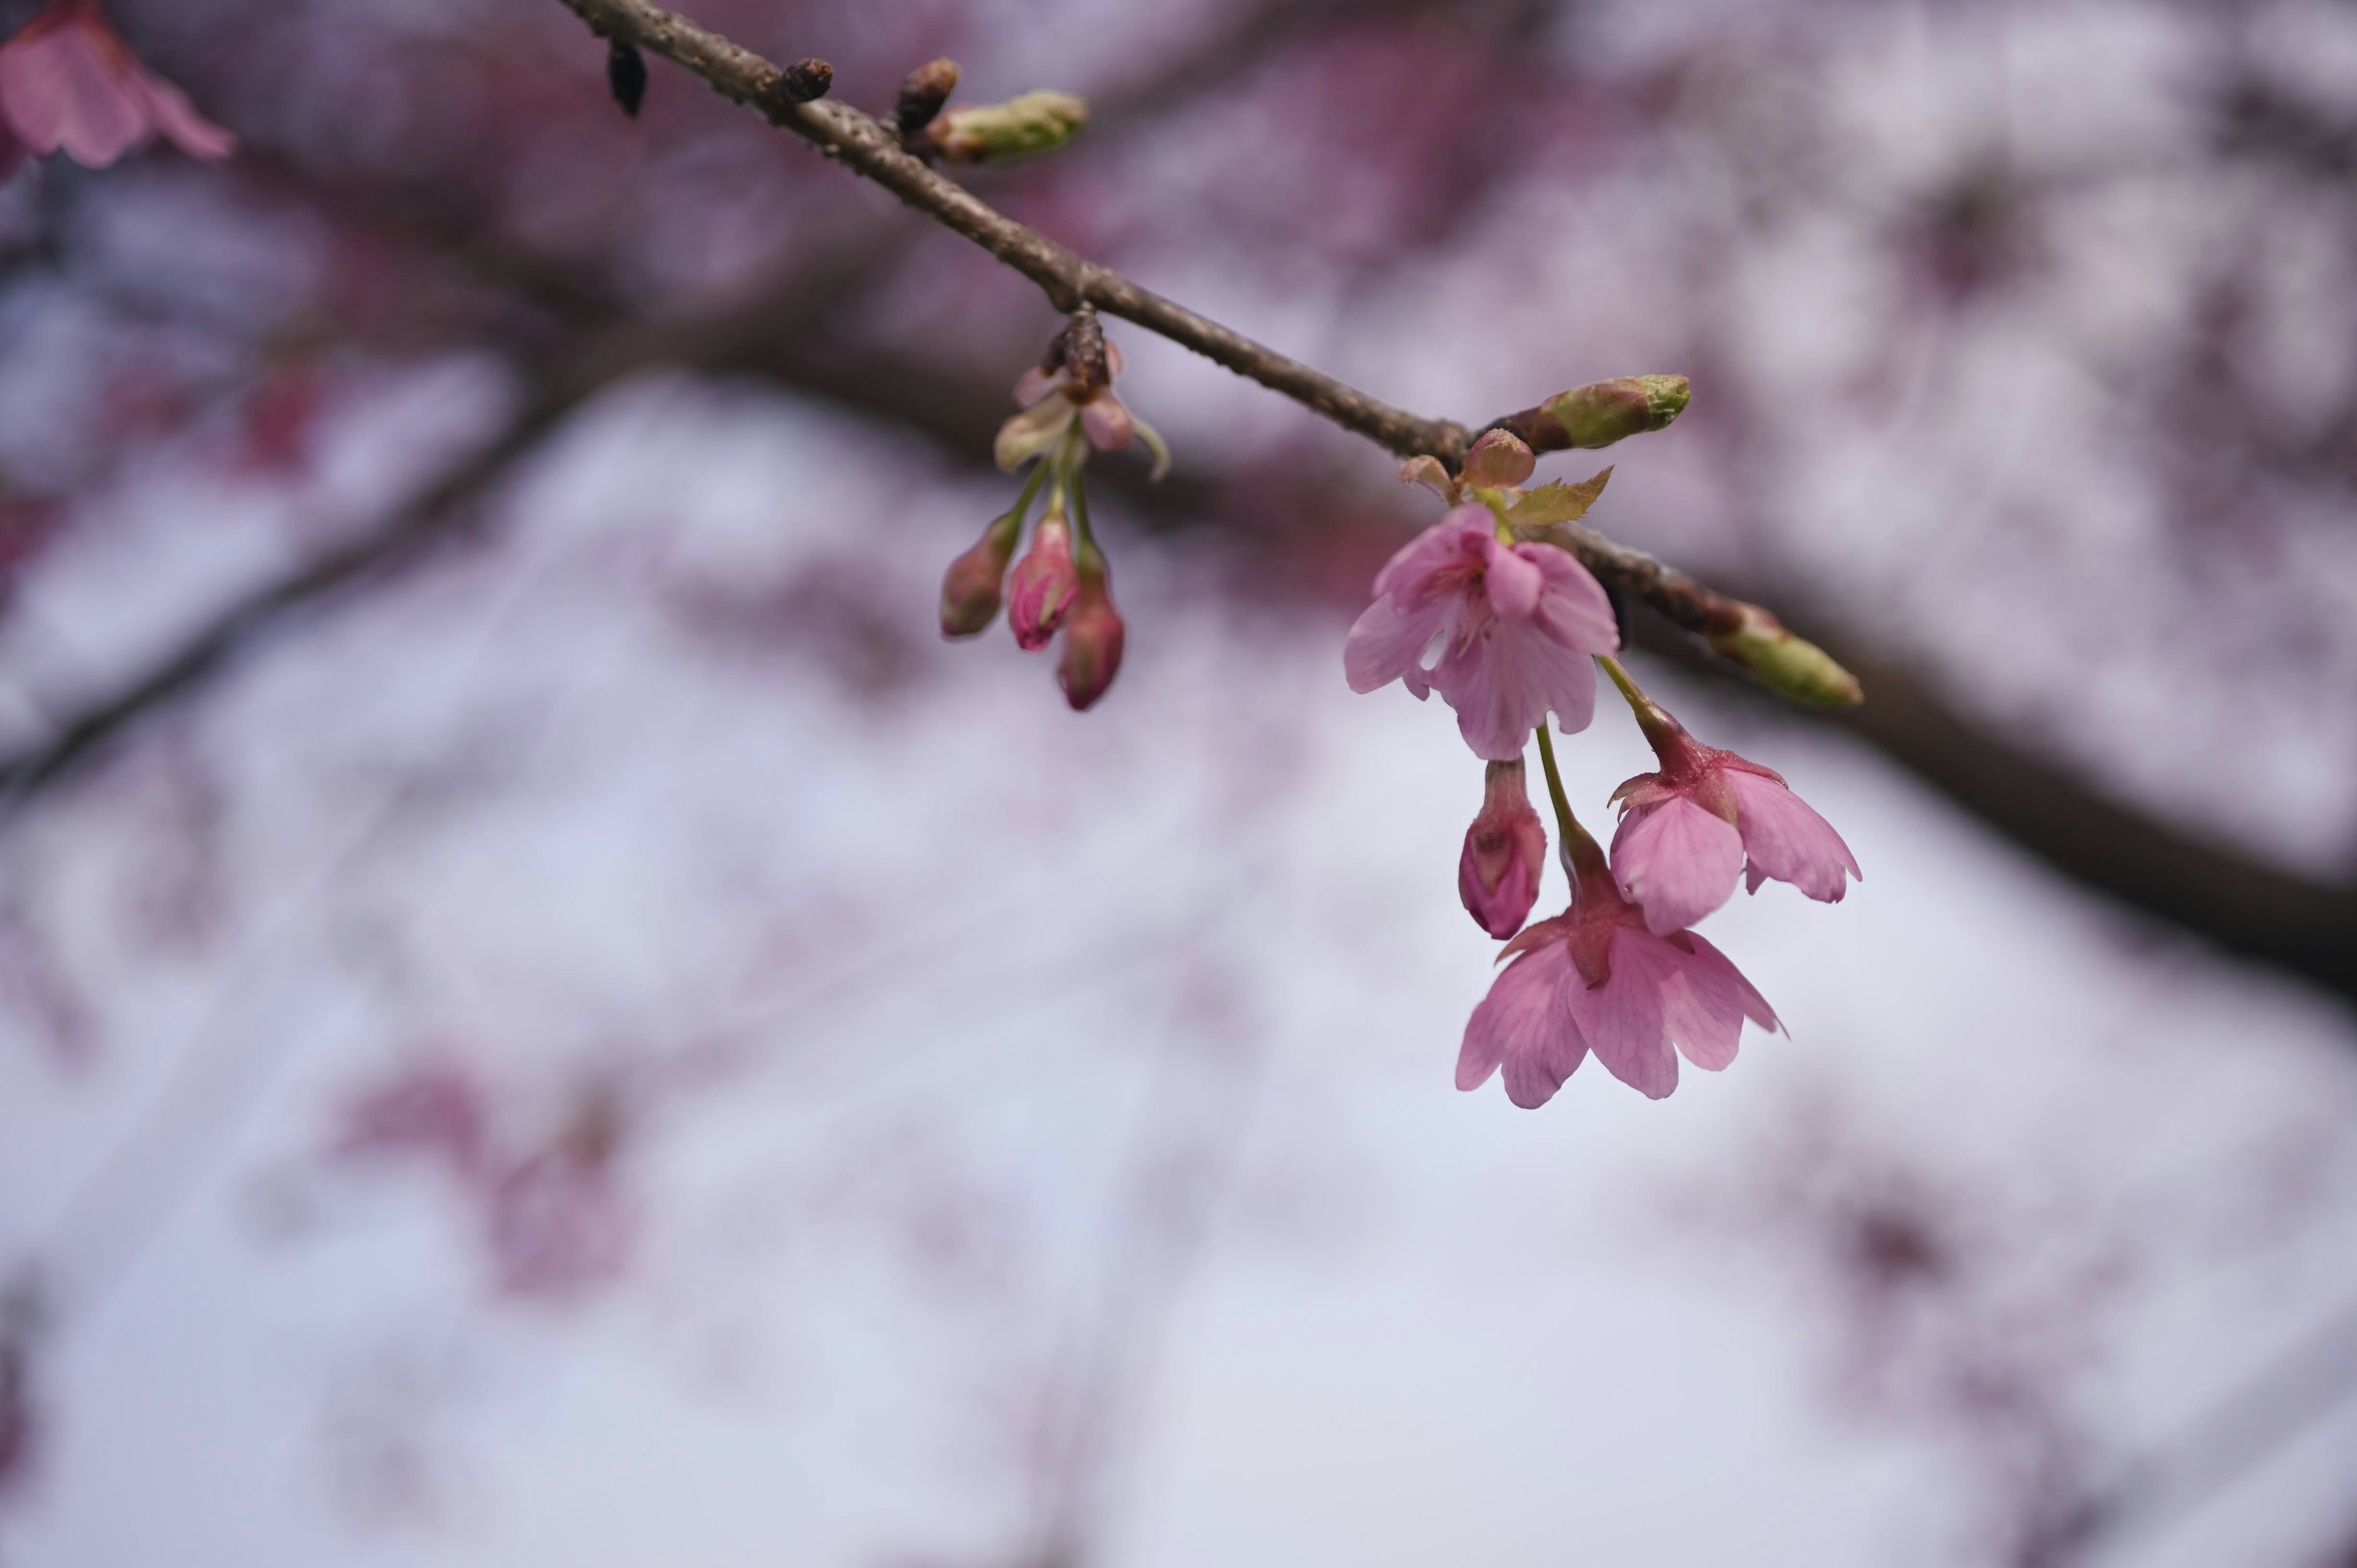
[1458,831,1778,1107]
[0,0,234,169]
[1609,695,1859,935]
[1344,506,1619,760]
[1458,758,1546,938]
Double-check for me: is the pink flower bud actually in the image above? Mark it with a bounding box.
[1007,513,1079,651]
[1458,759,1547,938]
[939,511,1021,638]
[1057,551,1124,711]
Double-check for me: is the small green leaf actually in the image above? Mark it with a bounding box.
[1506,468,1612,528]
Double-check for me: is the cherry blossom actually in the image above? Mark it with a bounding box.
[1458,757,1546,938]
[1458,815,1779,1108]
[1604,661,1859,935]
[1344,505,1619,760]
[0,0,234,170]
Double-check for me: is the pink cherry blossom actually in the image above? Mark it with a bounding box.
[1458,836,1779,1108]
[1006,512,1079,651]
[0,0,235,170]
[1344,506,1620,760]
[1458,757,1546,938]
[1608,689,1859,935]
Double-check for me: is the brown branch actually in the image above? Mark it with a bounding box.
[551,0,1469,465]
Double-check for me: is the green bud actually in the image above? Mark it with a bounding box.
[931,91,1089,164]
[1538,374,1690,450]
[1706,606,1863,707]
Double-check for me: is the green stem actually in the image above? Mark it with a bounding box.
[1533,722,1605,880]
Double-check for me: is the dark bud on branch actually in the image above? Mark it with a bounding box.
[896,57,961,150]
[606,37,648,118]
[1493,375,1690,454]
[1055,307,1109,403]
[773,58,833,105]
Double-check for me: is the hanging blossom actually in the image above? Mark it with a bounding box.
[1458,757,1779,1108]
[1601,658,1860,936]
[0,0,234,171]
[1344,430,1620,761]
[941,308,1157,711]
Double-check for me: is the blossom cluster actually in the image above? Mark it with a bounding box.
[1347,428,1859,1108]
[939,309,1167,711]
[0,0,233,176]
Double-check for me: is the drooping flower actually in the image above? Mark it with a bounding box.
[1056,541,1124,711]
[1458,758,1546,938]
[1006,510,1079,651]
[994,322,1169,479]
[1602,660,1859,935]
[0,0,235,170]
[1458,813,1778,1108]
[1344,504,1620,760]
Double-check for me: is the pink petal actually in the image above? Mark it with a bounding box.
[1433,614,1603,760]
[1080,393,1134,451]
[1342,592,1450,697]
[1611,796,1744,935]
[1522,545,1620,656]
[1370,509,1488,603]
[1479,534,1543,620]
[1104,339,1124,377]
[1012,366,1058,407]
[1655,931,1774,1071]
[0,15,148,167]
[1460,941,1588,1108]
[1566,927,1678,1099]
[133,69,232,160]
[1727,770,1859,903]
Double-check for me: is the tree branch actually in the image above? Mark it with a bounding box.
[551,0,1469,463]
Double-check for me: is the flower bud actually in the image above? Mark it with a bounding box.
[1536,374,1690,450]
[896,57,960,140]
[1057,548,1124,711]
[1458,759,1548,938]
[1007,512,1079,651]
[1461,429,1536,491]
[939,509,1023,638]
[1705,604,1863,706]
[606,38,648,118]
[930,91,1089,164]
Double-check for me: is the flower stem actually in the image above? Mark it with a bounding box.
[1595,653,1679,754]
[1533,722,1606,882]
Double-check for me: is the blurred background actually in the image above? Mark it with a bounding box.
[3,0,2356,1562]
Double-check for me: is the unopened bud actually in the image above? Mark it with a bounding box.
[1706,605,1863,707]
[775,58,833,104]
[1458,759,1548,939]
[930,91,1089,164]
[896,58,960,141]
[940,509,1023,638]
[606,38,648,118]
[1530,374,1690,450]
[1460,429,1536,492]
[1007,512,1080,651]
[1057,547,1124,711]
